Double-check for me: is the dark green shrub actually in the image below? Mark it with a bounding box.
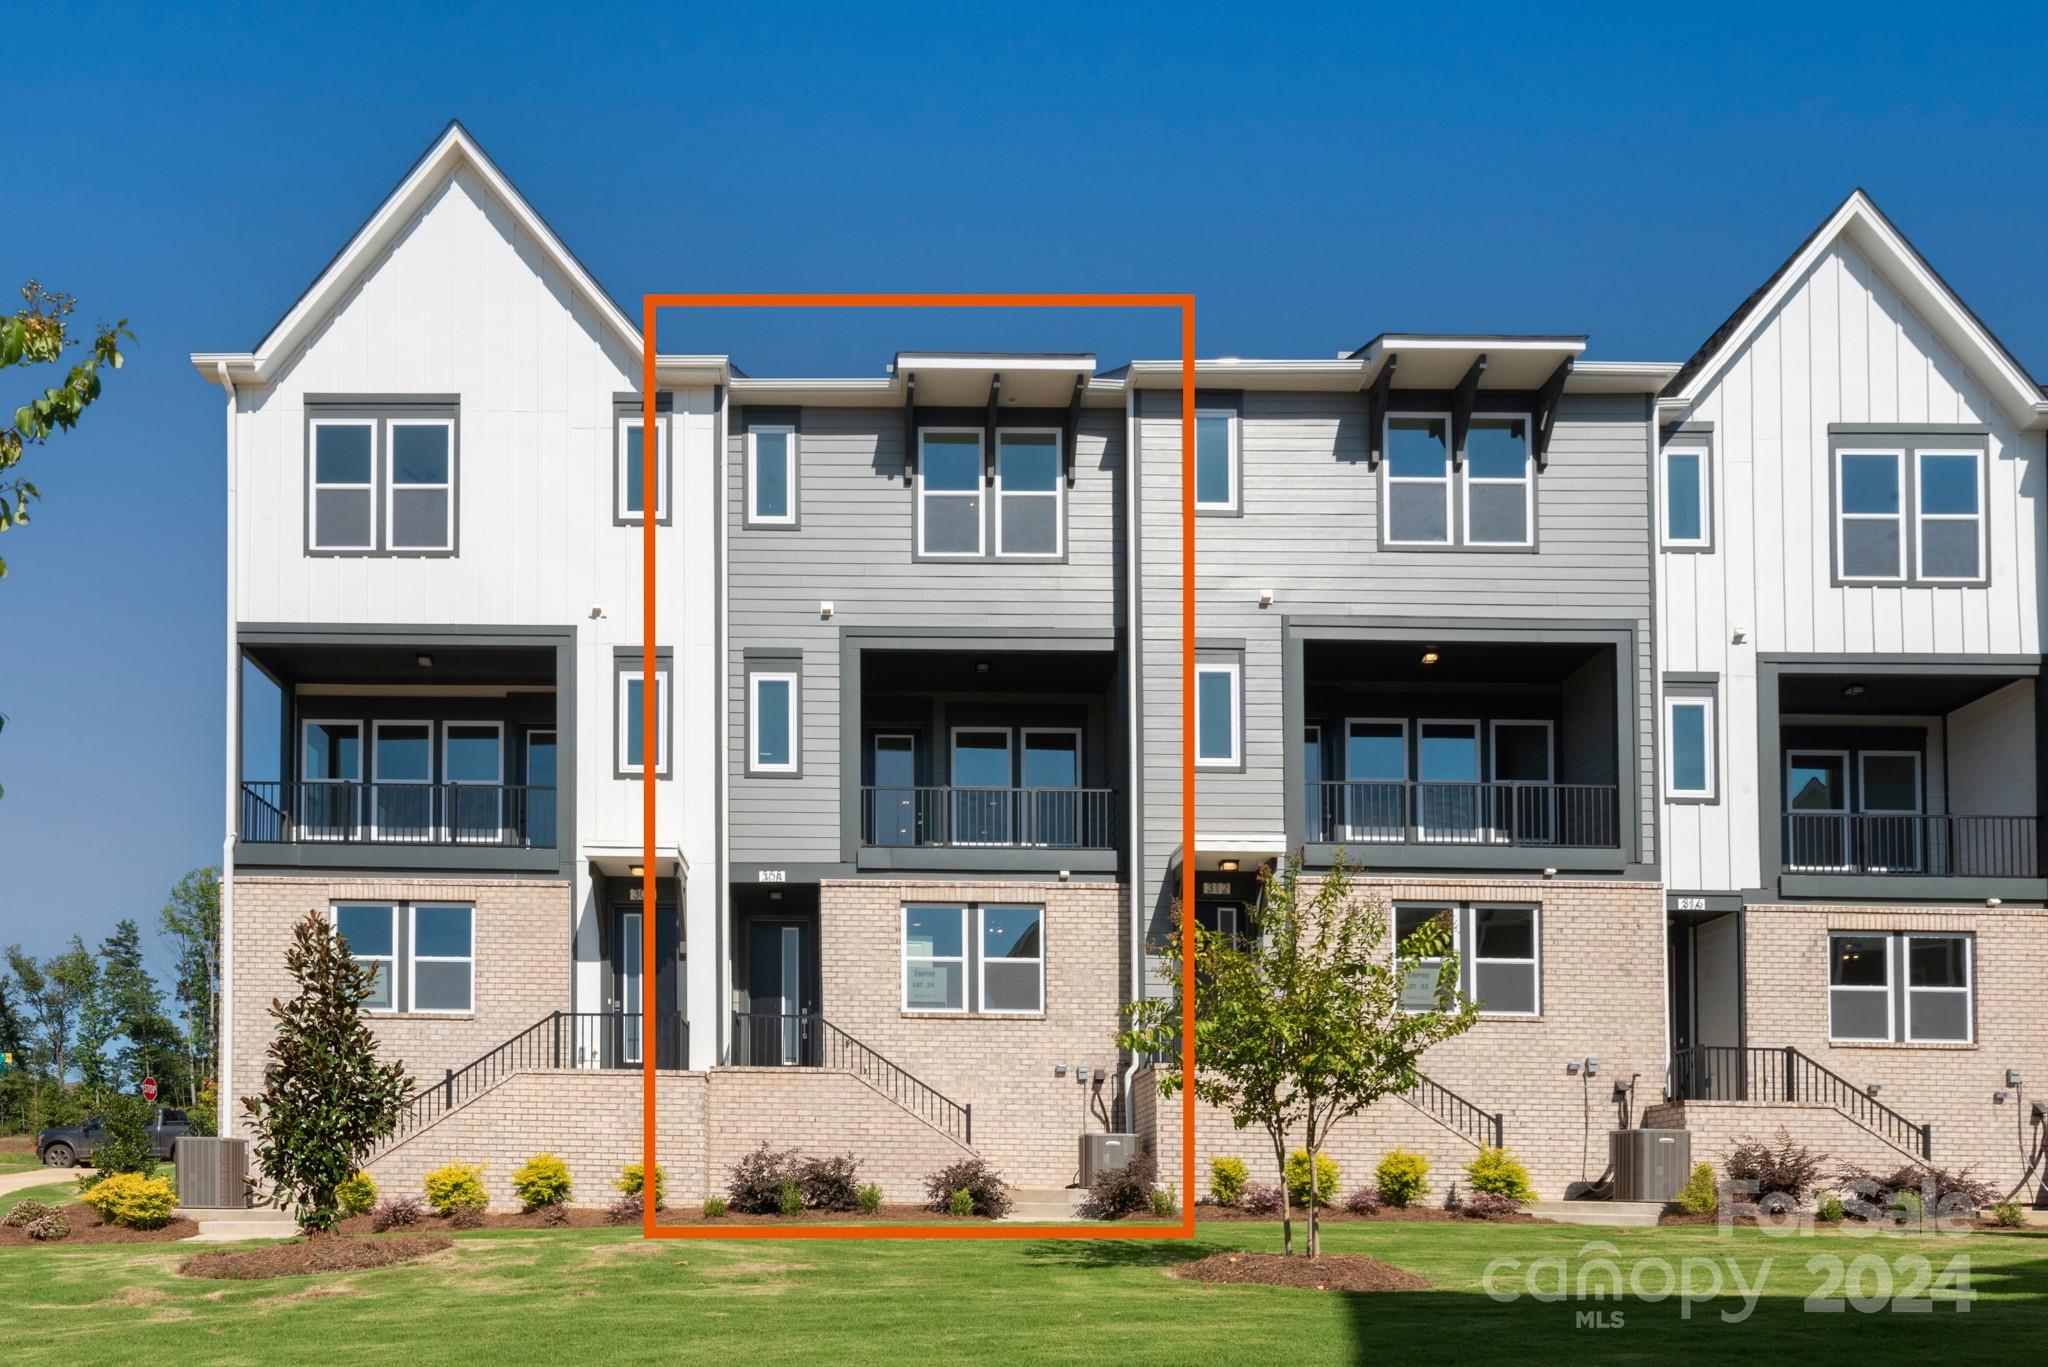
[777,1179,803,1216]
[923,1157,1012,1219]
[1081,1154,1158,1220]
[91,1094,159,1179]
[856,1182,883,1216]
[702,1195,728,1219]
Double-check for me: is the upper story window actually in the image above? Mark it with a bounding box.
[1664,683,1718,802]
[617,412,670,524]
[917,427,1067,560]
[1832,431,1987,586]
[917,429,984,557]
[748,667,800,775]
[307,402,457,555]
[1381,413,1536,549]
[1662,442,1712,549]
[1194,656,1242,768]
[995,430,1062,556]
[747,424,798,527]
[1194,408,1239,513]
[614,651,671,779]
[1463,417,1533,546]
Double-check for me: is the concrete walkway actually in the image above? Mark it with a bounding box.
[0,1166,78,1200]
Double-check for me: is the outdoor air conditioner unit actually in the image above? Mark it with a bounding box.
[1080,1132,1139,1187]
[173,1136,250,1210]
[1609,1128,1691,1203]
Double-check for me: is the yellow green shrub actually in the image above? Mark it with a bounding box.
[337,1170,378,1217]
[79,1172,179,1229]
[1677,1161,1718,1215]
[1209,1155,1250,1206]
[422,1162,488,1215]
[1465,1146,1537,1204]
[513,1153,574,1209]
[617,1162,667,1210]
[1284,1149,1341,1208]
[1374,1149,1430,1207]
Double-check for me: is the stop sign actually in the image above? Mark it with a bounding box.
[141,1077,157,1102]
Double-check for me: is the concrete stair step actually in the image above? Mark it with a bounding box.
[1529,1200,1666,1228]
[1003,1187,1089,1222]
[181,1205,301,1242]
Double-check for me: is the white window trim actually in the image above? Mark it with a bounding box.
[1415,718,1482,841]
[994,428,1063,558]
[441,721,504,844]
[1468,903,1542,1018]
[369,720,434,841]
[1461,413,1536,548]
[1019,727,1082,785]
[902,905,968,1014]
[1194,408,1240,512]
[748,424,798,526]
[1661,445,1711,548]
[332,903,399,1014]
[1664,696,1716,799]
[617,668,671,777]
[1394,904,1460,1013]
[308,417,378,551]
[1827,933,1895,1044]
[616,413,670,523]
[948,726,1015,846]
[1835,447,1906,583]
[384,416,456,552]
[1382,411,1454,546]
[1785,749,1851,872]
[300,718,363,841]
[1488,718,1554,784]
[407,903,475,1017]
[1194,661,1242,767]
[1903,933,1973,1044]
[748,671,800,775]
[917,427,985,558]
[1914,448,1987,584]
[977,905,1045,1016]
[1339,717,1408,843]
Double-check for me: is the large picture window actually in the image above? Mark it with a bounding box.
[307,404,458,555]
[1832,433,1988,585]
[1828,931,1972,1044]
[902,903,1046,1014]
[334,901,476,1016]
[1394,903,1540,1017]
[1383,412,1537,547]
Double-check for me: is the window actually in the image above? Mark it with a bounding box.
[918,429,984,557]
[1828,931,1972,1044]
[306,405,458,554]
[333,903,397,1011]
[995,430,1062,556]
[1663,444,1711,549]
[1194,408,1239,512]
[1463,417,1533,546]
[1395,903,1540,1017]
[370,721,432,840]
[979,906,1044,1013]
[902,902,1046,1014]
[748,424,797,527]
[309,419,376,551]
[442,722,503,843]
[300,719,362,839]
[749,670,799,775]
[1916,450,1984,582]
[616,413,669,523]
[1836,449,1904,581]
[1904,934,1971,1043]
[1828,933,1892,1041]
[1195,659,1241,767]
[1832,436,1988,585]
[1384,415,1452,545]
[1665,692,1717,801]
[615,657,671,778]
[409,904,474,1014]
[386,419,454,551]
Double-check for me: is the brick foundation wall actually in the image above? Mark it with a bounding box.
[705,1068,975,1204]
[230,875,572,1145]
[814,879,1127,1187]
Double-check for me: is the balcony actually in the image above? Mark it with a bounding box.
[241,780,557,849]
[860,785,1117,849]
[1306,780,1618,849]
[1783,813,2038,879]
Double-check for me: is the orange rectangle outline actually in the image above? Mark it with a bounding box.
[639,293,1195,1240]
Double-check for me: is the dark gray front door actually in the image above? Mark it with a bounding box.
[743,919,814,1064]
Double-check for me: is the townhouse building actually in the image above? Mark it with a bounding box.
[199,122,2047,1209]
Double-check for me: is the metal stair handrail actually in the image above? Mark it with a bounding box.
[1666,1044,1931,1158]
[1396,1072,1505,1149]
[729,1011,972,1147]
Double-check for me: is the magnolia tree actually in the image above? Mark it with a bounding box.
[243,911,413,1232]
[1120,853,1477,1258]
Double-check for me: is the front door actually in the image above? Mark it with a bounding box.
[606,902,680,1067]
[1417,720,1482,842]
[950,728,1013,845]
[742,919,815,1065]
[1490,720,1555,845]
[1785,751,1849,870]
[872,734,917,846]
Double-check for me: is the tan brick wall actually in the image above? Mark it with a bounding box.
[705,1069,975,1204]
[814,879,1128,1187]
[230,875,571,1144]
[1138,876,1668,1202]
[1733,901,2048,1191]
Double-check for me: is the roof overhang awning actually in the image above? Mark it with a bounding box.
[893,353,1098,486]
[1350,335,1588,470]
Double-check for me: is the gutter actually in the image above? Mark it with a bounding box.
[216,361,238,1138]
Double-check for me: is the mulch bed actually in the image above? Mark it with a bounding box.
[1173,1250,1430,1292]
[180,1234,453,1280]
[0,1203,199,1246]
[1197,1202,1542,1225]
[331,1203,976,1234]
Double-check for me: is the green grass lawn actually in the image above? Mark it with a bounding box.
[0,1218,2041,1364]
[0,1181,79,1215]
[0,1150,43,1175]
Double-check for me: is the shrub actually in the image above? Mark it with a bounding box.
[512,1153,574,1210]
[618,1162,667,1211]
[795,1153,862,1213]
[1342,1187,1381,1216]
[1081,1154,1158,1220]
[1460,1191,1521,1220]
[726,1143,800,1215]
[369,1196,424,1232]
[1374,1149,1431,1207]
[1284,1150,1342,1209]
[448,1201,488,1230]
[1890,1189,1925,1228]
[79,1172,179,1229]
[948,1187,975,1217]
[1837,1161,1997,1216]
[605,1194,643,1226]
[857,1182,883,1216]
[1209,1155,1250,1207]
[337,1170,378,1217]
[91,1094,160,1179]
[1149,1183,1179,1218]
[423,1163,488,1216]
[3,1199,52,1228]
[27,1211,70,1242]
[1991,1201,2027,1229]
[1723,1131,1827,1204]
[923,1157,1012,1219]
[1676,1161,1719,1215]
[1465,1146,1537,1204]
[1442,1182,1462,1211]
[1817,1192,1846,1223]
[1238,1181,1284,1216]
[540,1203,569,1227]
[702,1195,728,1219]
[777,1180,804,1217]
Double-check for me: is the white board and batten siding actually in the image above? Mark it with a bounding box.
[1658,237,2044,892]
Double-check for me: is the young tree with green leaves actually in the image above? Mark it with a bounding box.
[1,281,131,578]
[5,939,97,1091]
[1121,854,1479,1258]
[159,867,221,1105]
[97,918,185,1097]
[244,910,414,1233]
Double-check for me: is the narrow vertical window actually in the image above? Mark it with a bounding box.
[617,664,672,777]
[1194,409,1238,512]
[903,905,967,1012]
[1383,415,1452,545]
[309,419,376,551]
[748,424,797,526]
[387,419,454,551]
[995,430,1061,556]
[1828,933,1893,1041]
[442,722,503,844]
[333,903,398,1011]
[1662,446,1710,548]
[1665,695,1715,800]
[409,904,475,1014]
[749,671,799,774]
[1463,417,1532,546]
[1194,661,1241,767]
[1470,906,1539,1015]
[1836,449,1904,581]
[617,414,668,523]
[1904,934,1971,1042]
[918,429,984,556]
[1916,450,1983,582]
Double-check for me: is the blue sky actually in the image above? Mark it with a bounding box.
[4,3,2046,978]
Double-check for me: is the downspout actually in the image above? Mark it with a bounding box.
[1122,383,1143,1133]
[217,361,238,1138]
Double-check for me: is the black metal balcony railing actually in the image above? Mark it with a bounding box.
[1784,813,2040,879]
[240,780,557,849]
[729,1011,972,1146]
[1304,781,1619,848]
[860,785,1117,849]
[1667,1044,1931,1158]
